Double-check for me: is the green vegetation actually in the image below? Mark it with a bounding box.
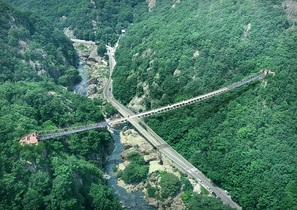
[159,172,181,199]
[180,176,193,202]
[5,0,147,55]
[181,176,193,193]
[120,152,149,184]
[0,2,122,209]
[0,1,79,89]
[187,193,232,210]
[200,186,210,196]
[112,0,297,209]
[0,84,123,210]
[147,184,157,198]
[145,172,230,209]
[2,0,297,209]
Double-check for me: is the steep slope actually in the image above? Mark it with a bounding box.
[0,2,122,209]
[0,82,123,209]
[5,0,147,54]
[0,1,80,89]
[113,0,293,106]
[112,0,297,209]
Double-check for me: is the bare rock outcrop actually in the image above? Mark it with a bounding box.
[148,198,159,208]
[146,0,156,11]
[117,129,187,209]
[144,153,159,163]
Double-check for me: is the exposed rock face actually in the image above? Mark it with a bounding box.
[146,0,156,11]
[128,95,146,112]
[72,42,108,99]
[116,128,187,210]
[193,50,200,57]
[243,23,251,38]
[283,0,297,23]
[63,27,75,38]
[69,39,113,167]
[88,77,98,85]
[146,0,181,10]
[144,153,159,162]
[148,198,159,208]
[88,84,97,95]
[98,138,115,168]
[172,0,181,8]
[173,69,181,77]
[127,81,150,112]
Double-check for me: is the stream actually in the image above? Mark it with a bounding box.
[105,126,155,210]
[74,61,154,209]
[73,62,89,96]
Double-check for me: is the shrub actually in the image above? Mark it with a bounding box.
[121,162,148,184]
[147,185,157,198]
[160,172,181,198]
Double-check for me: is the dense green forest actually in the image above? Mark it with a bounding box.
[117,152,149,184]
[0,2,122,209]
[2,0,297,209]
[0,82,122,209]
[112,0,297,209]
[0,1,80,89]
[5,0,147,55]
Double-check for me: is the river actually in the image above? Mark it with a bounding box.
[74,62,154,209]
[73,62,89,96]
[105,125,155,210]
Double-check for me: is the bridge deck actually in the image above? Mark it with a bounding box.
[20,72,265,144]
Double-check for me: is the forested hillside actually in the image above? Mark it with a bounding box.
[0,1,81,89]
[0,2,122,209]
[5,0,147,55]
[112,0,297,209]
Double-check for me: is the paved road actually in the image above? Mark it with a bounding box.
[104,45,241,210]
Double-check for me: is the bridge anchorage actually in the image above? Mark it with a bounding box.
[19,69,274,145]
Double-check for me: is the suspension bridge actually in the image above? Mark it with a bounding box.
[19,70,272,145]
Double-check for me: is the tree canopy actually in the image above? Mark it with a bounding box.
[0,1,80,89]
[119,152,149,184]
[112,0,297,209]
[4,0,147,55]
[0,2,122,209]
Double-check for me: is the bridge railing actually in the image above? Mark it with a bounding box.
[34,72,265,142]
[128,73,264,119]
[38,122,108,140]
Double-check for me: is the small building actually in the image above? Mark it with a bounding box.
[121,29,126,36]
[19,132,39,145]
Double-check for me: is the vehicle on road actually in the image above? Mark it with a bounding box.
[212,192,217,198]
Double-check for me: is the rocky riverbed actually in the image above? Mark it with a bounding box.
[116,128,188,210]
[70,39,202,210]
[73,42,108,99]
